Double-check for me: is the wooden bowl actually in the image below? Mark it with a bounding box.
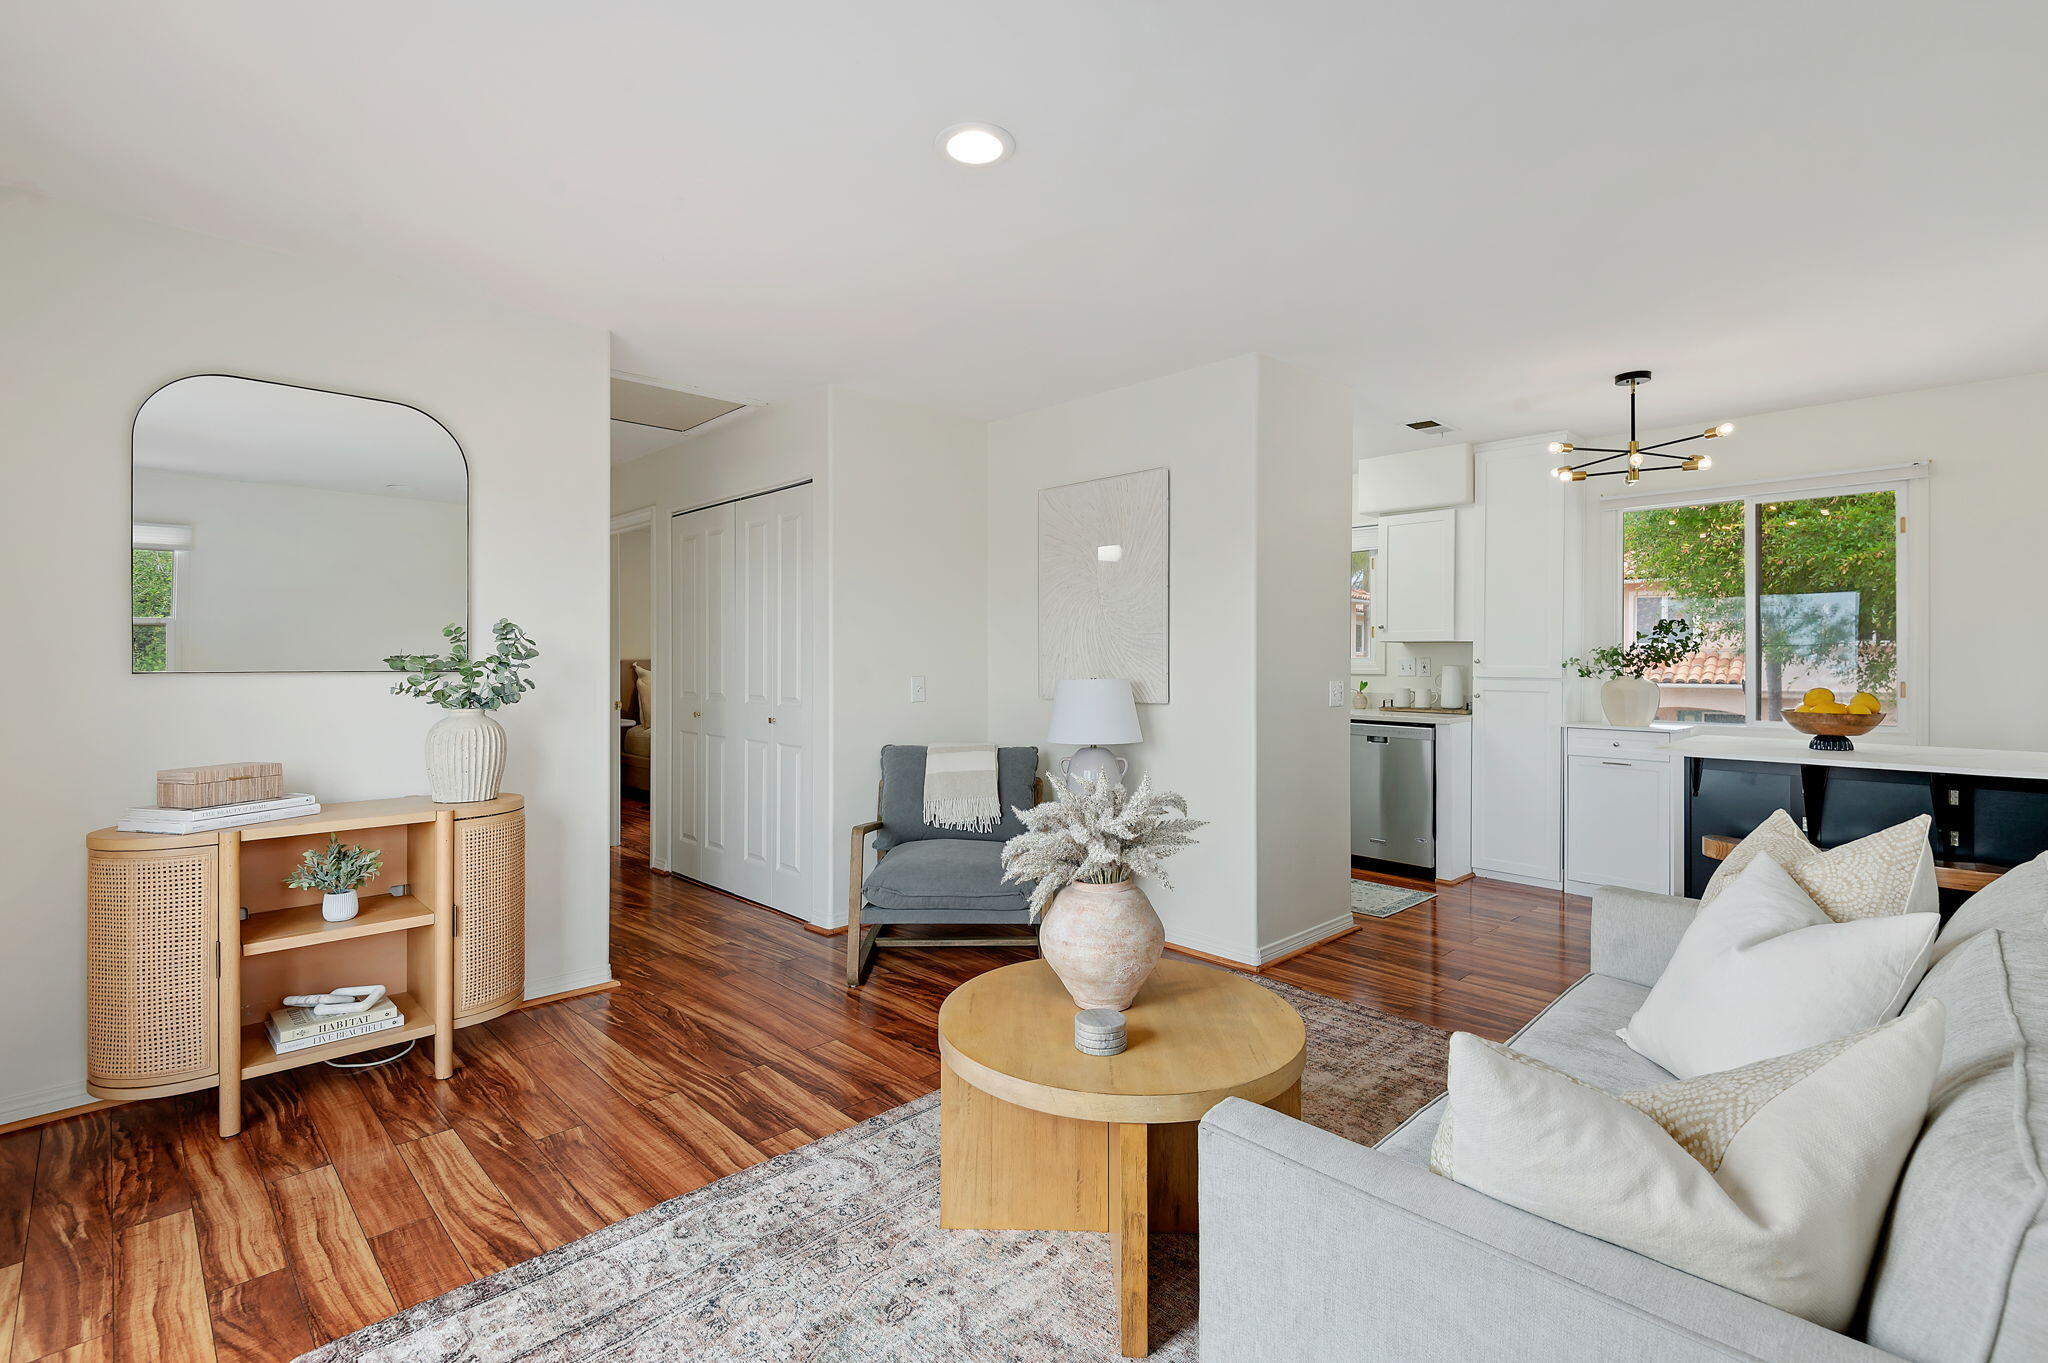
[1781,708,1887,751]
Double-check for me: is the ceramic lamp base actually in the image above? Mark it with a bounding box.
[1060,745,1129,788]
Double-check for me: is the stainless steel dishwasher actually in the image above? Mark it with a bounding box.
[1351,721,1435,870]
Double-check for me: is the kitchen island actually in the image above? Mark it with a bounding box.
[1673,733,2048,899]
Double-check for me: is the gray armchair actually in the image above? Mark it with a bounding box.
[846,744,1041,987]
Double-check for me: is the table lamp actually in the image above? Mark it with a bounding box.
[1048,678,1142,787]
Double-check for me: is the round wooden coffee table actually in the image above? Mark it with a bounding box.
[937,958,1306,1358]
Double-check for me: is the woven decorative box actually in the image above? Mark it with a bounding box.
[155,762,284,810]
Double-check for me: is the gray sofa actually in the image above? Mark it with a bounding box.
[1199,858,2048,1362]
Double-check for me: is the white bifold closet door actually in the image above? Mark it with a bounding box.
[668,483,813,916]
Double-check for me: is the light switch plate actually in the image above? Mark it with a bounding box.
[1327,680,1345,707]
[1416,656,1433,676]
[1396,657,1417,676]
[910,675,927,703]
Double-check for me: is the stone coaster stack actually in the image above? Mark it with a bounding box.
[1073,1008,1128,1056]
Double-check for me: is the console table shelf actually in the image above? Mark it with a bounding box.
[85,793,525,1137]
[240,892,436,955]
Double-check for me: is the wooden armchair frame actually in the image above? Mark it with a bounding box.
[847,776,1043,987]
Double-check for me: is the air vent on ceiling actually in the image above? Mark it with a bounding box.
[1405,419,1444,430]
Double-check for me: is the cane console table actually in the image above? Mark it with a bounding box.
[85,794,525,1136]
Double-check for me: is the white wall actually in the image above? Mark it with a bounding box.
[987,355,1351,965]
[825,388,990,926]
[1252,356,1356,955]
[613,524,652,662]
[1574,370,2048,751]
[133,469,466,671]
[0,192,613,1125]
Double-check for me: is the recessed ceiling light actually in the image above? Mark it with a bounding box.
[938,122,1014,167]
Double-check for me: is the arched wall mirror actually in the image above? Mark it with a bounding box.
[131,375,469,673]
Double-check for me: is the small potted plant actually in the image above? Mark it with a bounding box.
[286,834,385,923]
[384,620,539,803]
[1001,774,1205,1011]
[1563,617,1702,727]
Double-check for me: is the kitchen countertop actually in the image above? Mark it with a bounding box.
[1671,733,2048,782]
[1350,710,1472,726]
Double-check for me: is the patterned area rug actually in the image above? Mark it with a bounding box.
[1350,879,1436,918]
[299,977,1448,1363]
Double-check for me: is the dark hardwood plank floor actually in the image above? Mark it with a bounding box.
[8,793,1586,1359]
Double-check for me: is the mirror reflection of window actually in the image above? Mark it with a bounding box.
[131,376,467,673]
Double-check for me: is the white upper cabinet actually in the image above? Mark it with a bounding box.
[1376,508,1458,641]
[1474,436,1578,677]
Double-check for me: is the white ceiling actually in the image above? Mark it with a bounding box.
[136,375,467,501]
[7,3,2048,444]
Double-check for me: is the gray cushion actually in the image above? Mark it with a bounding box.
[1863,928,2048,1361]
[1934,850,2048,961]
[873,745,1038,850]
[861,838,1031,917]
[1378,972,1667,1166]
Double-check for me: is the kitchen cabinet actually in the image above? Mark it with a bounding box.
[1376,508,1457,641]
[1471,676,1564,884]
[1566,755,1674,894]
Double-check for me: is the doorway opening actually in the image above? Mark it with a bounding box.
[612,512,654,858]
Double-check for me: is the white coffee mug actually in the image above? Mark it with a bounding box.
[1396,687,1416,708]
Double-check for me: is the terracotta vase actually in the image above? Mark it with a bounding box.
[1600,676,1660,728]
[1038,878,1164,1011]
[425,708,506,803]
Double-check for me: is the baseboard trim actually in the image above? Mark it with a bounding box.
[1471,867,1565,891]
[803,922,848,937]
[1257,914,1361,967]
[518,979,620,1010]
[1165,941,1259,972]
[1435,872,1475,886]
[0,1087,112,1135]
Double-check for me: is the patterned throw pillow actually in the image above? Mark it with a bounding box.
[1702,809,1937,921]
[1429,1002,1946,1329]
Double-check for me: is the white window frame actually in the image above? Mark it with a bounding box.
[1350,524,1385,677]
[132,523,190,672]
[1595,463,1929,745]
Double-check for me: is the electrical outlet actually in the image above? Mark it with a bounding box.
[1415,655,1433,676]
[1396,657,1417,677]
[909,675,927,703]
[1327,680,1345,707]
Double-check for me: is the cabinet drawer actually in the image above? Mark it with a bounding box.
[1566,730,1674,761]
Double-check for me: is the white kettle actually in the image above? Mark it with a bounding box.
[1437,665,1468,710]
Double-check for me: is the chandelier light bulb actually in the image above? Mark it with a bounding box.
[1547,441,1571,455]
[1699,453,1712,469]
[1716,422,1736,436]
[1551,465,1571,480]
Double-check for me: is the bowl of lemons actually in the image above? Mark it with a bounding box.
[1782,689,1887,750]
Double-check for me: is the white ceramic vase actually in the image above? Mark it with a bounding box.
[425,708,506,803]
[1600,676,1661,728]
[1038,878,1165,1011]
[321,889,360,923]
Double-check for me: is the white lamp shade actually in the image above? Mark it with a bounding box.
[1048,678,1142,745]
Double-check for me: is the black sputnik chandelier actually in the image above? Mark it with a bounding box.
[1549,371,1734,484]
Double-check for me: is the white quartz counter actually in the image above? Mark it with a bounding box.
[1350,711,1472,726]
[1671,733,2048,782]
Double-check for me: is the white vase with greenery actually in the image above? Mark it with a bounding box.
[286,834,385,923]
[384,620,539,804]
[1001,774,1205,1012]
[1564,618,1702,729]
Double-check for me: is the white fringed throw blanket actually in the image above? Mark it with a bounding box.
[923,744,1000,832]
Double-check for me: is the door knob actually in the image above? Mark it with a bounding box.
[692,710,701,718]
[767,716,777,724]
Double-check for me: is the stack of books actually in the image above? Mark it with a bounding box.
[116,792,319,834]
[265,998,404,1054]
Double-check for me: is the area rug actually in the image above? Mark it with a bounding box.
[1350,879,1435,918]
[299,977,1448,1363]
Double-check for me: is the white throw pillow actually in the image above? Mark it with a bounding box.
[1622,852,1938,1077]
[1702,810,1937,921]
[1430,1002,1945,1329]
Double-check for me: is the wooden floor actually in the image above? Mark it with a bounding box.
[1,795,1586,1361]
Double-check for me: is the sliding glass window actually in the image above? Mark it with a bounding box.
[1619,484,1905,728]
